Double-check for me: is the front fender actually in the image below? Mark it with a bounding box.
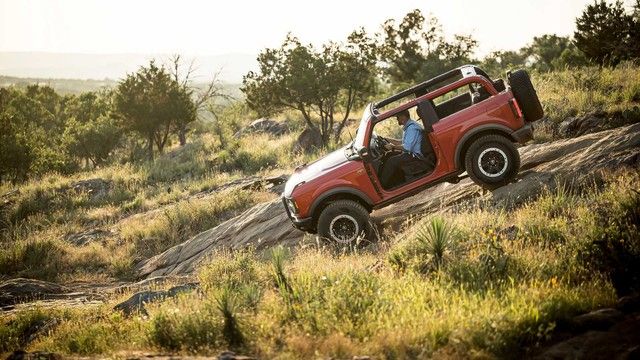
[308,186,374,219]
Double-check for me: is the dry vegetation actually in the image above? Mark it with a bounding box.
[1,65,640,358]
[2,170,638,358]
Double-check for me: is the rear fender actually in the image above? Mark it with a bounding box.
[454,124,516,169]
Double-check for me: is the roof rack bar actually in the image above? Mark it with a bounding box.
[374,65,488,109]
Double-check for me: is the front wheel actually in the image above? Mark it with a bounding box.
[465,135,520,190]
[317,200,371,244]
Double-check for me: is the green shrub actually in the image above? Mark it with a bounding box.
[0,239,68,280]
[148,299,222,352]
[36,311,145,355]
[0,309,53,352]
[389,216,461,274]
[579,172,640,296]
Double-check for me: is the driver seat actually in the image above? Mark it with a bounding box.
[400,101,437,177]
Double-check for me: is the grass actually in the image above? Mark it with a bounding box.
[1,64,639,356]
[533,61,640,140]
[0,157,274,281]
[119,189,270,260]
[2,168,636,358]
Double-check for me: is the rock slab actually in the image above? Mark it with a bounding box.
[136,123,640,279]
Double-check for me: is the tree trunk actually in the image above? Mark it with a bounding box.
[148,134,154,160]
[178,128,187,146]
[334,89,354,142]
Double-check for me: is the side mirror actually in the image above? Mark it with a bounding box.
[358,147,372,162]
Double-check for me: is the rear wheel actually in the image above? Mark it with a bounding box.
[508,69,544,122]
[465,135,520,190]
[317,200,371,244]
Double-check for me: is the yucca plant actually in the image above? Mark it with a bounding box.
[414,216,459,271]
[270,246,297,304]
[216,286,244,348]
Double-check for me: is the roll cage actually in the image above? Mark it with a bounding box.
[354,65,503,153]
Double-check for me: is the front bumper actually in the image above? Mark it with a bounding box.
[512,123,534,144]
[282,197,316,233]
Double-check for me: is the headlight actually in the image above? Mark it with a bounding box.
[286,198,298,214]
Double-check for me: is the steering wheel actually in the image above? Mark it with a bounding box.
[373,135,395,159]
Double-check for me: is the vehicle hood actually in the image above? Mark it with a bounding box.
[284,145,351,196]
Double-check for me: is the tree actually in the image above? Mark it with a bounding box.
[242,33,377,145]
[523,35,569,71]
[480,50,528,76]
[114,61,195,159]
[0,87,69,182]
[0,89,33,183]
[630,0,640,58]
[378,9,477,83]
[574,0,635,65]
[62,91,122,167]
[167,55,229,146]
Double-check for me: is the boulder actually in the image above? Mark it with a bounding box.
[6,351,62,360]
[533,311,640,359]
[333,118,357,134]
[569,308,624,332]
[558,111,606,137]
[294,127,323,153]
[558,108,640,138]
[192,174,288,198]
[136,123,640,279]
[70,178,112,200]
[218,351,256,360]
[234,118,289,138]
[136,200,305,278]
[113,283,198,316]
[0,278,70,307]
[65,228,112,246]
[0,278,106,309]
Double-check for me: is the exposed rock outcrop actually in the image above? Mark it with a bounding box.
[136,200,305,278]
[69,178,112,200]
[529,294,640,359]
[557,108,640,138]
[0,278,104,309]
[65,228,112,246]
[192,174,288,198]
[113,283,198,316]
[234,118,290,138]
[136,123,640,279]
[0,278,70,307]
[294,127,323,153]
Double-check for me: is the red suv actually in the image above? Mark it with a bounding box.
[283,65,543,243]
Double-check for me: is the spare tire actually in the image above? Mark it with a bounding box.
[508,69,544,122]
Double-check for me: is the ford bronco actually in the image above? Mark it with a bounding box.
[283,65,544,243]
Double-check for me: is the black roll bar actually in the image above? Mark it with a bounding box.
[374,65,490,109]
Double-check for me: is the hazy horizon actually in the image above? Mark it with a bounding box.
[1,0,637,81]
[0,52,257,83]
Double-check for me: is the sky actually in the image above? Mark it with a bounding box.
[2,0,636,58]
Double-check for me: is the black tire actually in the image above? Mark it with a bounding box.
[317,200,371,244]
[464,135,520,190]
[508,69,544,122]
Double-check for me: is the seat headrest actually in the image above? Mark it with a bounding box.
[416,100,438,132]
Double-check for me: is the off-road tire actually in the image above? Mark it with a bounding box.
[508,69,544,122]
[465,134,520,190]
[317,200,371,244]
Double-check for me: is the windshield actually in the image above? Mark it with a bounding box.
[354,103,374,152]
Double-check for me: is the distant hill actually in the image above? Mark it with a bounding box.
[0,52,257,84]
[0,75,118,95]
[0,74,243,98]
